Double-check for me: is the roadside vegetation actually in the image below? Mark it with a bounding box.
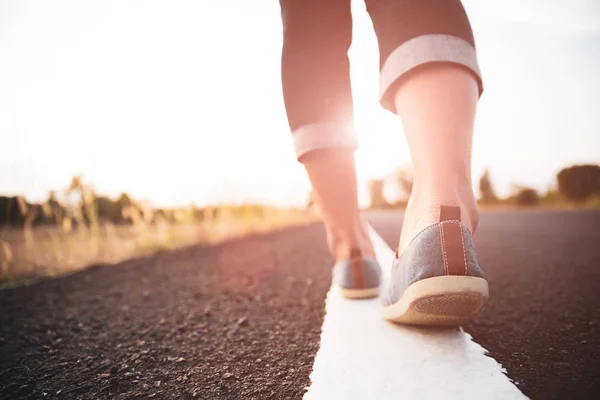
[2,164,598,286]
[0,176,316,285]
[368,164,600,210]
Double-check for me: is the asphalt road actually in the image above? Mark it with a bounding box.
[367,210,600,399]
[1,210,599,399]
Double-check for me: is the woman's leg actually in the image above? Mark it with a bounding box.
[367,1,489,324]
[395,66,479,255]
[280,0,374,262]
[303,149,374,262]
[366,0,483,255]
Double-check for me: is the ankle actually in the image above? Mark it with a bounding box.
[325,217,374,262]
[329,241,368,263]
[408,180,479,233]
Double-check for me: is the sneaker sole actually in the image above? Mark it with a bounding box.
[341,287,380,299]
[381,276,488,326]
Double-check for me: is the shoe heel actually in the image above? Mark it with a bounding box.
[381,276,488,326]
[341,287,379,299]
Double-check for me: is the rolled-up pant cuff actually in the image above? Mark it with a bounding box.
[379,34,483,114]
[293,122,358,161]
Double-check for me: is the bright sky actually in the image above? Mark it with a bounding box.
[1,0,599,207]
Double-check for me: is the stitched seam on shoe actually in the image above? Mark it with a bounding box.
[439,220,461,224]
[398,221,467,262]
[440,222,448,275]
[439,221,470,275]
[443,220,475,237]
[459,224,468,275]
[410,220,461,245]
[439,220,466,276]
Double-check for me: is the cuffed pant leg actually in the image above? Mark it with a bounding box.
[280,0,358,161]
[365,0,484,114]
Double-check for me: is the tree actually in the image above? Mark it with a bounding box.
[557,164,600,201]
[479,169,498,203]
[513,186,540,207]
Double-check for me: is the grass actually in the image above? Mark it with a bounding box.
[478,194,600,210]
[0,206,318,287]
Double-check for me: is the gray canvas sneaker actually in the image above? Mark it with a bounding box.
[333,249,381,299]
[381,205,489,326]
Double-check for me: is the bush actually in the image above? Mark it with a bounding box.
[557,164,600,202]
[514,188,540,206]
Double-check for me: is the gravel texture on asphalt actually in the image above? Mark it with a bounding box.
[367,209,600,400]
[0,223,332,399]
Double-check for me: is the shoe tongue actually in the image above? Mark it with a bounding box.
[439,205,461,222]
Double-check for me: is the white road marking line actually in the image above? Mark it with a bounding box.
[304,225,528,400]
